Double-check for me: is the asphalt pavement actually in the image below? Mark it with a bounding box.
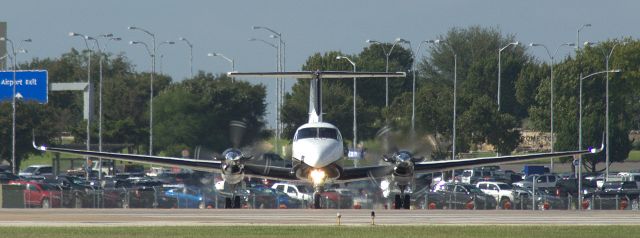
[1,209,639,226]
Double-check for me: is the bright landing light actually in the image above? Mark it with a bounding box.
[309,169,326,185]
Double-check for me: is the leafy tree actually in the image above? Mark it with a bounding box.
[153,73,268,156]
[532,39,639,171]
[0,101,57,170]
[414,26,530,156]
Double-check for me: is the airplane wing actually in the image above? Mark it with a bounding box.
[340,145,603,180]
[33,143,298,181]
[412,147,602,173]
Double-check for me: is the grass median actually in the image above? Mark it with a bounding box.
[2,225,640,238]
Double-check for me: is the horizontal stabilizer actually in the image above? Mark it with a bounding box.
[228,71,406,79]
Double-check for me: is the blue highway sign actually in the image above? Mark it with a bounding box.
[0,70,48,103]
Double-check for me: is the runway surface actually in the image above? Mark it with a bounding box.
[1,209,640,226]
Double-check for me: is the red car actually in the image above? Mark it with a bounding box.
[9,181,62,208]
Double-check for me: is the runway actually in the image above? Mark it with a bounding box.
[1,209,640,226]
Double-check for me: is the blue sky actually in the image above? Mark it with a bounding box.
[2,0,637,127]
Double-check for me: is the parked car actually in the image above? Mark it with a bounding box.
[9,181,61,208]
[116,177,166,208]
[513,174,559,189]
[583,182,640,210]
[0,172,19,184]
[163,186,221,209]
[436,183,497,209]
[19,165,53,177]
[272,182,312,203]
[320,188,354,209]
[248,185,300,208]
[476,181,514,208]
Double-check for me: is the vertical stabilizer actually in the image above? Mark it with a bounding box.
[308,73,322,123]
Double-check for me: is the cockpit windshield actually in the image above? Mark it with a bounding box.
[295,127,340,140]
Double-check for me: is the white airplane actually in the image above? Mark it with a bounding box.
[34,70,603,209]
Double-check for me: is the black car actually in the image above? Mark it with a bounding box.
[437,183,497,209]
[0,172,19,184]
[583,181,640,210]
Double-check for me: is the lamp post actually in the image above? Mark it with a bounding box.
[497,41,519,156]
[577,69,621,207]
[0,37,28,174]
[128,26,156,155]
[584,41,625,180]
[336,56,357,154]
[69,32,93,179]
[576,24,592,50]
[366,38,407,108]
[178,37,194,78]
[498,41,519,112]
[427,40,457,162]
[207,52,235,71]
[249,37,280,154]
[529,42,575,172]
[157,40,175,74]
[407,40,432,146]
[88,33,117,180]
[253,26,284,155]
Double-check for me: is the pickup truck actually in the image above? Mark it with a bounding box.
[272,183,312,202]
[476,181,514,209]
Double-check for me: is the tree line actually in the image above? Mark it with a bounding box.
[1,26,639,172]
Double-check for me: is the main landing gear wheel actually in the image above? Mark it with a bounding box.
[233,195,241,208]
[313,192,322,209]
[394,194,402,209]
[403,194,411,210]
[225,197,232,209]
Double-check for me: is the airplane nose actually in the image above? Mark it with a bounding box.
[297,140,337,168]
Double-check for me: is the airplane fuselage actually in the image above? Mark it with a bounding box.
[292,122,344,169]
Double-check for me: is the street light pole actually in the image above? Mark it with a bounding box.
[157,41,175,74]
[366,38,405,108]
[178,37,194,78]
[578,69,621,206]
[249,37,280,154]
[336,56,357,153]
[576,24,591,50]
[1,37,18,174]
[497,41,519,156]
[409,40,431,146]
[207,52,235,72]
[128,26,156,155]
[69,32,93,179]
[529,42,574,172]
[254,26,284,155]
[584,41,624,180]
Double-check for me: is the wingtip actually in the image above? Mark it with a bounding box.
[32,131,46,151]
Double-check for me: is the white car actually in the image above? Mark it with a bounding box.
[272,183,312,202]
[476,181,514,208]
[19,165,53,177]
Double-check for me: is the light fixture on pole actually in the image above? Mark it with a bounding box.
[427,39,457,162]
[207,52,235,72]
[584,41,626,180]
[253,26,284,156]
[157,41,175,74]
[249,37,281,155]
[576,24,591,50]
[366,38,408,108]
[69,32,93,179]
[577,69,621,208]
[496,41,519,156]
[128,26,156,155]
[529,42,575,173]
[178,37,194,78]
[1,36,28,175]
[336,55,357,164]
[408,40,431,147]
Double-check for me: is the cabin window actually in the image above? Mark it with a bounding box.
[294,127,340,140]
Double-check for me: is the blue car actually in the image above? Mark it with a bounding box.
[248,185,302,208]
[164,186,218,209]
